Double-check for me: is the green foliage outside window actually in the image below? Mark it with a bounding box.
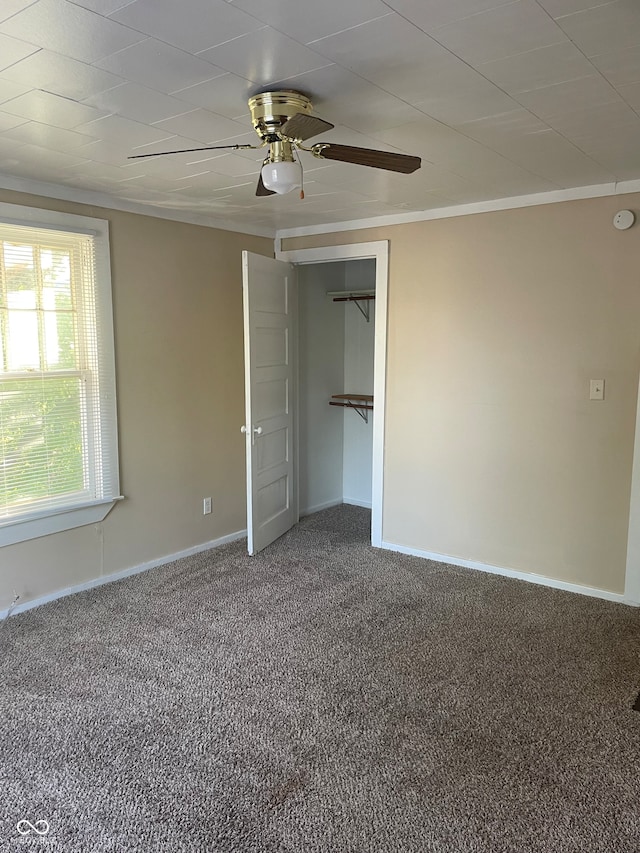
[0,245,86,516]
[0,378,84,509]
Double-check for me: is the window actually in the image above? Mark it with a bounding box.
[0,204,120,547]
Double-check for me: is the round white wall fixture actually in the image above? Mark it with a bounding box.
[613,209,635,230]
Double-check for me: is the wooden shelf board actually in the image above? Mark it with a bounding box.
[326,289,375,299]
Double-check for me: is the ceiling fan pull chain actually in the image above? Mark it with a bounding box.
[299,151,305,200]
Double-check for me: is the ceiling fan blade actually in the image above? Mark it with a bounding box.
[280,113,334,141]
[311,143,421,174]
[256,172,276,197]
[128,143,257,160]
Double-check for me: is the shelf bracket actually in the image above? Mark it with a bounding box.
[353,298,370,323]
[347,400,369,423]
[329,396,373,424]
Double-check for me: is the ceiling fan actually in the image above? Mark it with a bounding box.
[128,90,421,197]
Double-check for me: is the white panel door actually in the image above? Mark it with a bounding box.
[242,251,297,555]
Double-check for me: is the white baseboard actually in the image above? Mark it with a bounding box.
[299,499,343,517]
[1,528,247,620]
[300,498,372,516]
[381,541,634,606]
[8,527,632,619]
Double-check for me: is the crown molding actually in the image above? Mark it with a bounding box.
[0,173,275,239]
[4,171,640,244]
[276,178,640,240]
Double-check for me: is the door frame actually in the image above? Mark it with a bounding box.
[276,240,389,548]
[625,377,640,604]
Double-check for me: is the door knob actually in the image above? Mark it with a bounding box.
[240,425,248,434]
[254,426,263,436]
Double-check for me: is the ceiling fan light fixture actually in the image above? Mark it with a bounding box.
[260,159,301,195]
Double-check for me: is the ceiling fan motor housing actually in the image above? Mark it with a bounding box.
[248,90,312,141]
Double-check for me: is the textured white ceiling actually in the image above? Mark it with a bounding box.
[0,0,639,232]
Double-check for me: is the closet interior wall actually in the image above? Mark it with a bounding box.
[342,260,375,508]
[298,260,375,515]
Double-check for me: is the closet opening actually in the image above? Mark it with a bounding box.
[277,240,388,548]
[298,258,377,532]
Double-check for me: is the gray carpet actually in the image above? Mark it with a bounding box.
[1,505,639,852]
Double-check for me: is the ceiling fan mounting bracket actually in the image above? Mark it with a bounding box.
[248,90,312,142]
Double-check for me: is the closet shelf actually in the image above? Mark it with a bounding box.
[329,394,373,423]
[327,289,375,322]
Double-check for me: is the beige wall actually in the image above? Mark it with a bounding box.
[283,194,640,594]
[3,188,638,607]
[0,189,272,609]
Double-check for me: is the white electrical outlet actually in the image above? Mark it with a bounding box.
[203,497,212,515]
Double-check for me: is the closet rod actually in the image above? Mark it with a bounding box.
[329,291,374,322]
[329,394,373,423]
[331,295,375,302]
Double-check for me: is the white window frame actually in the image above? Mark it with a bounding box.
[0,203,122,547]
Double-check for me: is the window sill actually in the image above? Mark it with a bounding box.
[0,497,124,547]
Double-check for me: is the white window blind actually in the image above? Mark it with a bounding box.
[0,211,119,541]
